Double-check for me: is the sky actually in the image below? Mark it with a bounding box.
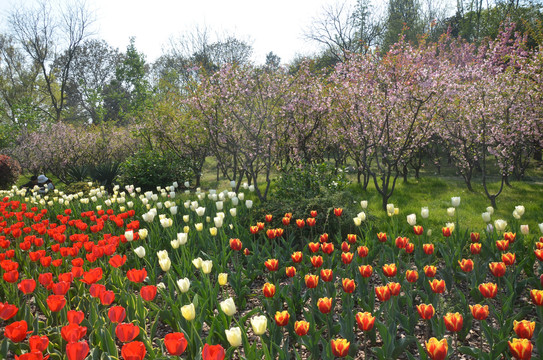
[0,0,345,65]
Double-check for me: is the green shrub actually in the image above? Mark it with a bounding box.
[118,149,194,191]
[64,181,93,195]
[0,155,22,190]
[273,162,349,200]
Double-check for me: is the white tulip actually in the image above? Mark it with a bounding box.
[421,207,429,219]
[177,278,190,293]
[407,213,417,226]
[451,197,461,207]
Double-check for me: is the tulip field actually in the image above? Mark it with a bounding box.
[1,183,543,360]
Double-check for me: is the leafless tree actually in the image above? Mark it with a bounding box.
[8,0,95,122]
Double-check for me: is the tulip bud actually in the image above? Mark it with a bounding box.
[447,207,455,217]
[134,246,146,258]
[250,315,267,335]
[360,200,368,209]
[201,260,213,274]
[218,273,228,286]
[225,327,242,347]
[177,278,190,293]
[181,303,195,321]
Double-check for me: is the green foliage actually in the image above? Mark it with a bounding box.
[0,154,21,190]
[90,161,120,191]
[273,163,349,200]
[118,149,194,191]
[63,181,93,195]
[258,163,361,241]
[65,164,90,183]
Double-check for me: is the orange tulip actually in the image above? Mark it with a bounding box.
[306,218,316,227]
[530,289,543,306]
[443,312,463,332]
[229,238,242,251]
[387,282,401,296]
[282,217,290,226]
[535,249,543,262]
[375,285,391,302]
[330,338,349,357]
[479,283,498,298]
[266,229,277,239]
[423,243,434,255]
[469,304,489,320]
[294,321,310,336]
[508,338,533,360]
[333,208,343,217]
[424,265,437,278]
[319,233,329,243]
[262,283,275,298]
[502,252,516,265]
[489,262,506,277]
[357,246,369,258]
[416,304,435,320]
[342,278,356,293]
[320,269,333,282]
[382,263,397,277]
[321,242,334,254]
[395,236,408,249]
[285,266,296,278]
[341,252,354,265]
[291,251,303,263]
[426,337,448,360]
[377,232,387,242]
[264,259,279,272]
[308,242,320,253]
[458,259,474,272]
[355,312,375,331]
[295,219,305,228]
[274,311,289,326]
[406,270,419,283]
[257,222,265,231]
[310,210,317,218]
[304,274,319,289]
[504,232,516,243]
[413,225,424,235]
[470,243,482,255]
[250,225,259,234]
[429,279,446,294]
[264,214,273,222]
[310,255,323,268]
[359,265,373,278]
[513,320,535,339]
[317,297,332,314]
[496,240,510,252]
[347,234,357,244]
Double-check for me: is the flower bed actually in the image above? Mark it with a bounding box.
[0,184,541,359]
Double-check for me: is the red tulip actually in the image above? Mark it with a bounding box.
[413,225,424,235]
[341,252,353,264]
[51,281,70,295]
[310,255,323,268]
[508,338,533,360]
[375,286,391,302]
[66,341,90,360]
[308,242,320,253]
[61,324,87,343]
[67,310,84,324]
[15,352,45,360]
[502,252,516,265]
[458,259,474,272]
[100,290,115,305]
[18,279,36,294]
[470,243,482,255]
[202,343,225,360]
[377,232,387,242]
[80,267,103,285]
[382,263,397,277]
[47,295,66,312]
[0,302,18,320]
[513,320,535,339]
[405,270,419,283]
[29,335,49,352]
[424,265,437,277]
[423,243,434,255]
[164,332,188,356]
[489,262,506,277]
[321,242,334,254]
[4,320,29,342]
[126,268,147,283]
[140,285,157,301]
[109,254,127,268]
[479,283,498,299]
[116,323,140,342]
[304,274,319,288]
[342,278,356,293]
[333,208,343,216]
[426,337,448,360]
[387,282,401,296]
[531,289,543,306]
[470,232,480,242]
[357,245,369,257]
[121,341,146,360]
[346,234,357,244]
[108,306,127,323]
